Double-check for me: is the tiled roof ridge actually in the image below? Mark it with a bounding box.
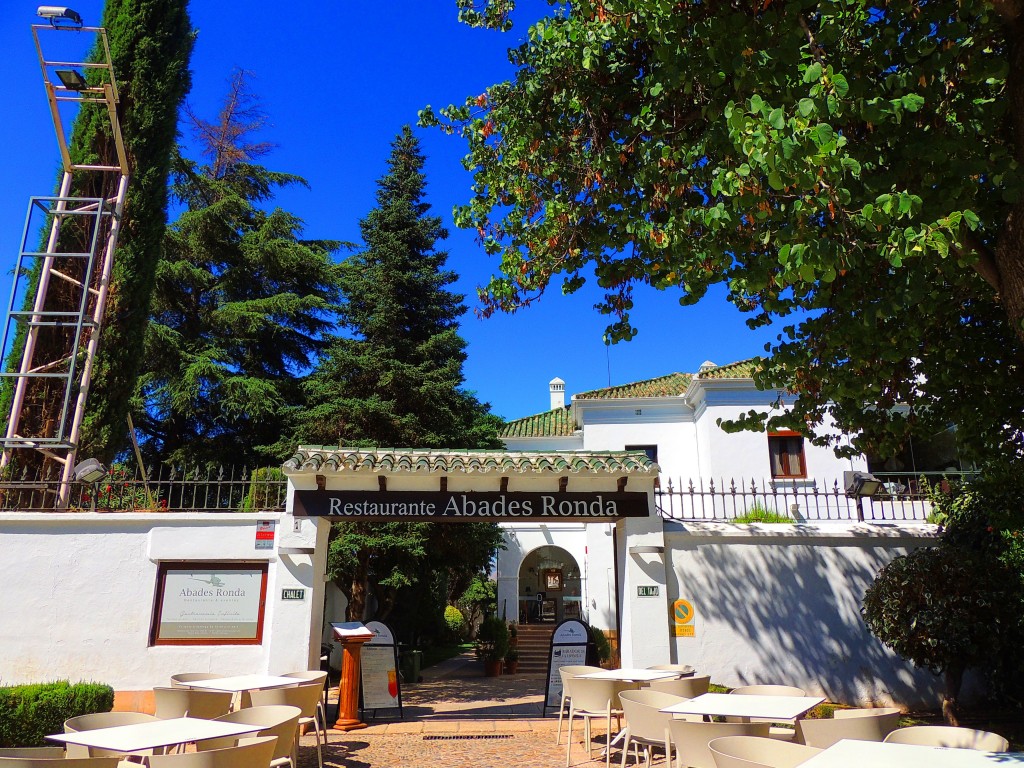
[575,371,693,400]
[283,446,659,475]
[500,405,576,439]
[695,357,762,379]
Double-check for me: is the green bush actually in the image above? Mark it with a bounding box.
[0,681,113,747]
[862,546,1020,724]
[591,627,613,665]
[443,605,467,640]
[475,615,510,662]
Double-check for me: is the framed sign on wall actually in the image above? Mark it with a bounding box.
[150,562,268,645]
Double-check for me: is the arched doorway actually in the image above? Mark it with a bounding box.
[517,545,583,625]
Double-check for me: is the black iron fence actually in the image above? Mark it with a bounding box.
[0,463,288,512]
[654,472,974,523]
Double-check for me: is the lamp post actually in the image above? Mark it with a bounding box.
[844,470,883,522]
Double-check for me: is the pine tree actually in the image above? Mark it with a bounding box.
[137,71,341,466]
[295,126,503,621]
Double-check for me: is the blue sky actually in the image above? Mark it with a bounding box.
[0,1,782,422]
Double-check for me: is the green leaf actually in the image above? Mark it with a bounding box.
[768,107,785,130]
[768,171,784,190]
[798,98,815,117]
[804,62,822,83]
[749,94,764,114]
[901,93,925,112]
[832,73,850,97]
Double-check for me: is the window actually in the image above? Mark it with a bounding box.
[625,444,658,464]
[768,432,806,478]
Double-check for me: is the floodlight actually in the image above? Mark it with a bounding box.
[844,470,883,499]
[36,6,83,25]
[55,69,87,91]
[73,457,108,484]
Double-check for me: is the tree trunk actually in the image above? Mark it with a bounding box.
[942,665,964,726]
[346,551,370,621]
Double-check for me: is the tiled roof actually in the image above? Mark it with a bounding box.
[575,372,693,400]
[501,407,576,438]
[696,358,761,379]
[283,447,658,475]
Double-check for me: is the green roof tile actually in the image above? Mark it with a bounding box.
[697,358,762,379]
[500,406,576,438]
[575,372,693,400]
[283,447,658,476]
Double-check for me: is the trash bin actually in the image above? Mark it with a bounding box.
[399,649,422,685]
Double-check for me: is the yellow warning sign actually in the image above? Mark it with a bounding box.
[673,625,695,637]
[673,599,694,625]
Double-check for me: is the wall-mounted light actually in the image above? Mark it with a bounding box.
[844,470,883,522]
[73,458,107,484]
[628,544,665,555]
[37,6,83,26]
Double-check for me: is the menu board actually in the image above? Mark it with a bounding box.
[151,563,267,645]
[360,621,401,716]
[544,619,591,712]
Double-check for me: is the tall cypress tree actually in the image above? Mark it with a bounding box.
[137,71,341,467]
[294,126,503,621]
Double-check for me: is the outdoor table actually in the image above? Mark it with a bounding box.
[178,674,299,692]
[47,717,261,754]
[578,668,682,682]
[798,738,1024,768]
[659,692,825,721]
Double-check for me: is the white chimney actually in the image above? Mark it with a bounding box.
[549,377,566,410]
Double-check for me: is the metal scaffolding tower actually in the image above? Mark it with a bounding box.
[0,18,129,506]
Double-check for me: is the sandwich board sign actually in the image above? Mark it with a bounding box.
[359,620,402,718]
[543,619,591,714]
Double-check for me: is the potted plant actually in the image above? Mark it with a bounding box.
[508,621,519,648]
[476,615,510,676]
[504,646,520,675]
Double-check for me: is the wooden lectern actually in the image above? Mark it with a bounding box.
[331,622,374,731]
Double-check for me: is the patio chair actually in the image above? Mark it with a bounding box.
[282,671,330,739]
[170,673,219,689]
[708,735,821,768]
[0,750,65,759]
[647,664,696,676]
[795,708,900,748]
[883,725,1009,752]
[725,685,807,740]
[64,711,160,758]
[0,758,120,768]
[249,680,328,768]
[555,665,604,746]
[196,705,301,768]
[650,675,711,699]
[669,720,770,768]
[147,735,277,768]
[154,686,233,720]
[564,677,635,768]
[617,689,689,768]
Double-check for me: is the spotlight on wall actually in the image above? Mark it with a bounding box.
[37,6,83,26]
[73,458,107,484]
[844,470,883,522]
[55,69,88,91]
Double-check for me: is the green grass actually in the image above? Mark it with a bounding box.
[732,504,794,524]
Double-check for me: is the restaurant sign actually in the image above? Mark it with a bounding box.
[292,490,649,521]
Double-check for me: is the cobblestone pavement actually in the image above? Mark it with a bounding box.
[296,652,630,768]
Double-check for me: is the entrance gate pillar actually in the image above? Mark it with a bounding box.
[616,511,671,668]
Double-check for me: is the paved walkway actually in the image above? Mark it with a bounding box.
[298,652,622,768]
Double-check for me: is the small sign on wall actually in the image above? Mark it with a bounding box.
[255,520,275,550]
[281,588,305,601]
[672,598,696,637]
[637,585,659,597]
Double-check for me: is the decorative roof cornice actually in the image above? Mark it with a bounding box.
[575,372,693,400]
[500,407,576,438]
[283,447,659,476]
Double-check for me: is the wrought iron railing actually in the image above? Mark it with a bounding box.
[654,472,976,523]
[0,463,288,512]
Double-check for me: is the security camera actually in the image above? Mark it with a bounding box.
[37,6,83,24]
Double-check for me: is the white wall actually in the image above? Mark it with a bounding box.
[663,521,943,707]
[0,512,328,692]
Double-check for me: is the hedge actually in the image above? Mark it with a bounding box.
[0,681,113,747]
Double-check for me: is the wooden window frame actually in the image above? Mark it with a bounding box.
[150,561,268,646]
[768,431,807,479]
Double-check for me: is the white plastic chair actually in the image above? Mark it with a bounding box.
[564,677,635,768]
[555,665,604,746]
[617,689,687,768]
[650,675,711,699]
[0,750,65,759]
[147,735,277,768]
[708,735,821,768]
[647,664,696,676]
[154,686,233,720]
[0,758,119,768]
[64,711,160,758]
[282,670,330,736]
[883,725,1009,751]
[669,720,770,768]
[249,680,328,768]
[726,685,808,740]
[196,705,301,768]
[170,673,219,689]
[795,708,900,748]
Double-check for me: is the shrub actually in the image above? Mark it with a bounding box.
[0,681,113,747]
[591,627,612,665]
[475,615,509,662]
[861,546,1021,724]
[443,605,466,640]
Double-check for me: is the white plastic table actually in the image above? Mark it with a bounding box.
[659,692,824,720]
[579,668,682,682]
[799,739,1024,768]
[180,674,300,692]
[47,717,261,753]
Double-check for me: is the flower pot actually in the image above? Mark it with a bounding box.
[503,660,519,675]
[484,659,504,677]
